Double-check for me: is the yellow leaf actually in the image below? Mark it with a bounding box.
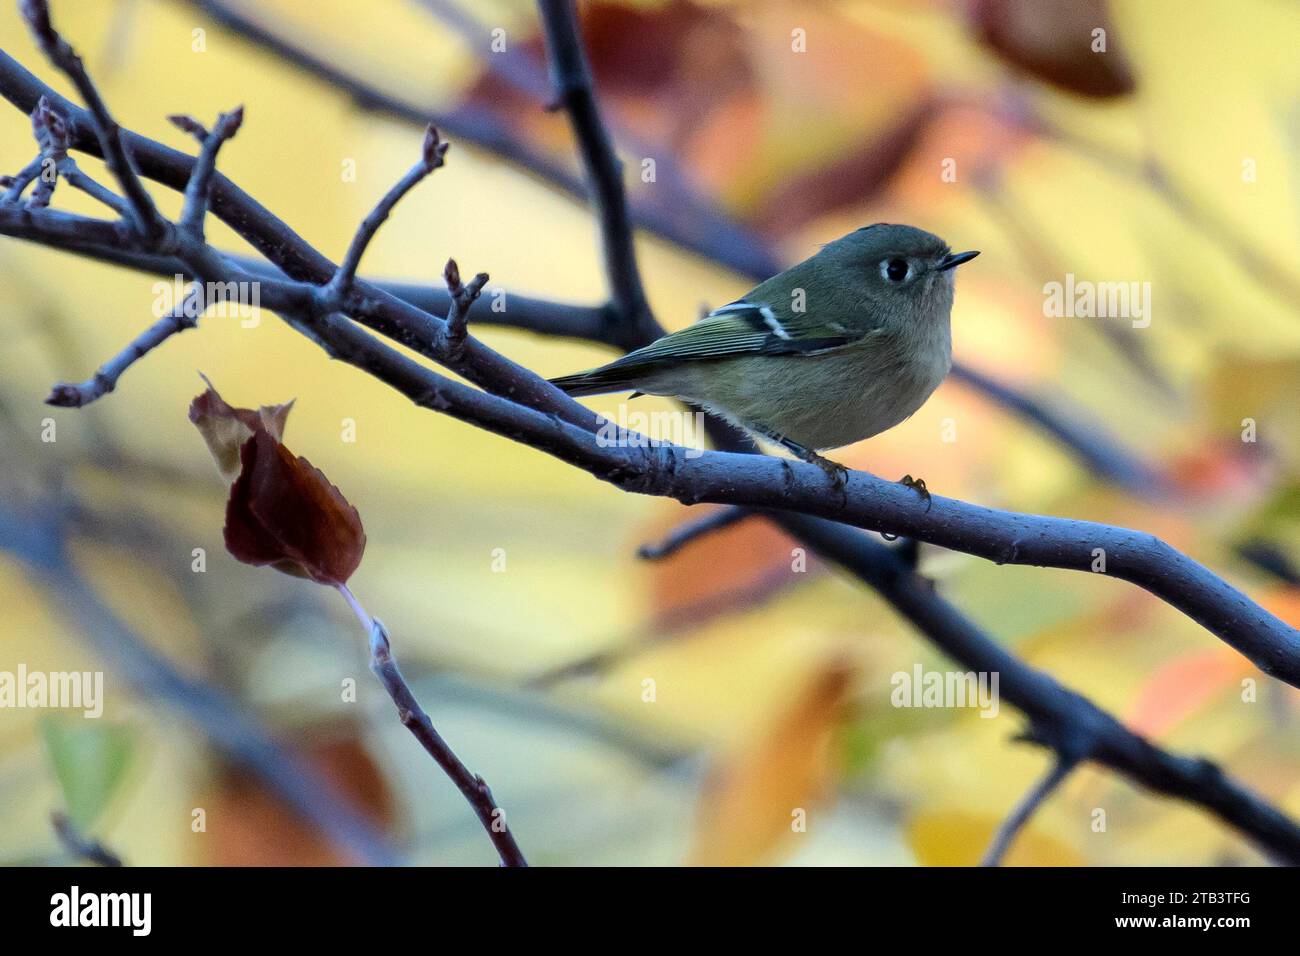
[908,808,1085,866]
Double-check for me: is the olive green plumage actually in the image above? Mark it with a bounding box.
[550,224,977,456]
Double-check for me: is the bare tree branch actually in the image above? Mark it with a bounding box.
[775,512,1300,864]
[2,45,602,427]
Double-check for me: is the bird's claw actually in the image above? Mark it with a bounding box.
[899,474,932,511]
[812,454,849,490]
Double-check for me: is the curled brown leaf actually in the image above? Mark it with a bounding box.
[190,379,364,586]
[224,430,366,586]
[189,375,294,484]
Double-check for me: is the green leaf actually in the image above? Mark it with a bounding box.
[40,716,135,829]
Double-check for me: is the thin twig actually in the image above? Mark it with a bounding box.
[175,106,243,238]
[337,585,527,867]
[980,757,1079,866]
[443,257,488,346]
[45,284,205,407]
[327,125,447,299]
[20,0,165,239]
[51,811,124,867]
[637,505,754,560]
[0,155,43,202]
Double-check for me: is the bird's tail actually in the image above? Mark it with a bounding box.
[548,366,638,397]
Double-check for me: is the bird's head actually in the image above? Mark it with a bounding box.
[821,223,978,327]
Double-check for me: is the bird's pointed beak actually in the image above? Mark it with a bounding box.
[938,250,979,271]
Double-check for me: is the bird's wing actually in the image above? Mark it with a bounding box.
[548,300,873,396]
[630,300,868,362]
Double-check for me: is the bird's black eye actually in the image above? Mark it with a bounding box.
[884,258,910,282]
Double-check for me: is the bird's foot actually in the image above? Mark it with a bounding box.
[759,428,851,493]
[898,474,932,511]
[810,452,849,490]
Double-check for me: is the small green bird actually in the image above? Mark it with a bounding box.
[550,224,978,490]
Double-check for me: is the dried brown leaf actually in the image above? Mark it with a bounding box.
[224,430,366,586]
[189,375,294,484]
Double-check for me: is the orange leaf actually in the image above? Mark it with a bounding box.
[688,659,853,866]
[205,729,393,866]
[1126,647,1250,737]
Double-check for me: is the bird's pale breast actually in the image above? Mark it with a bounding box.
[645,326,952,451]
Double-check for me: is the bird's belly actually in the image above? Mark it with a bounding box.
[684,348,949,451]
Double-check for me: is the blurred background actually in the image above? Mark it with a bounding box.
[1,0,1299,866]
